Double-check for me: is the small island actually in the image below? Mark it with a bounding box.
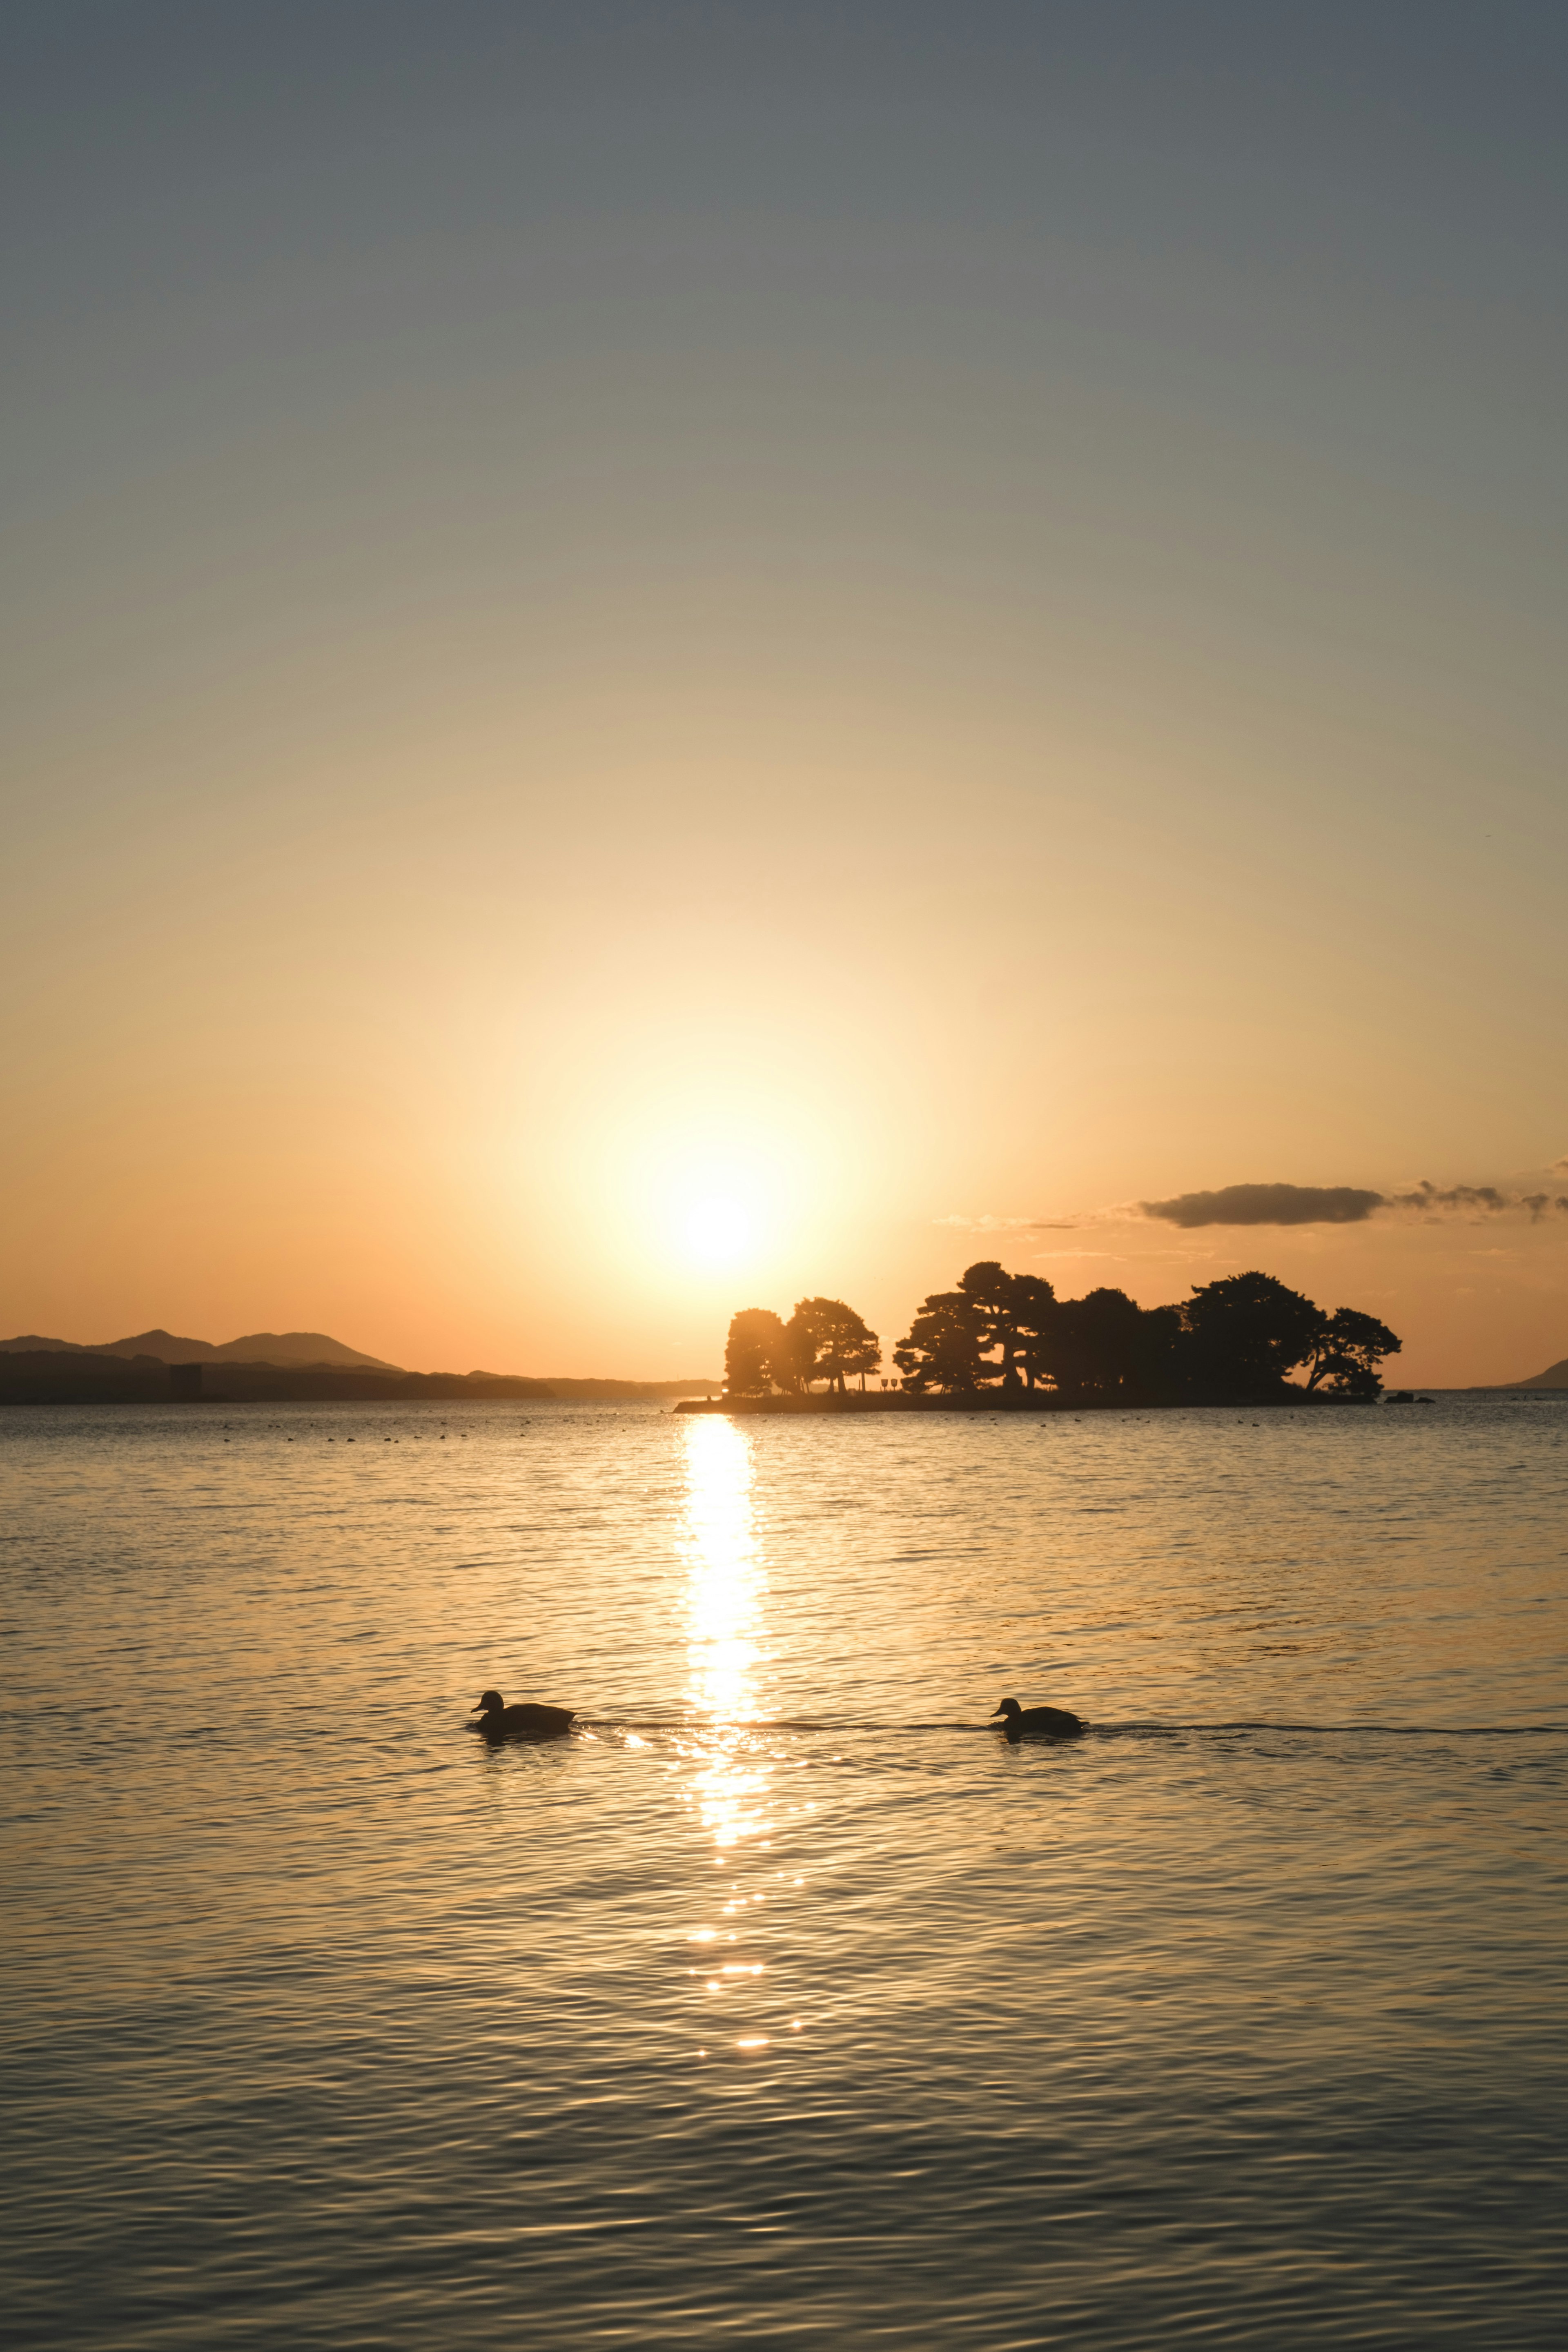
[679,1263,1402,1415]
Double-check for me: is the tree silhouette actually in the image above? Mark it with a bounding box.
[1018,1285,1184,1399]
[955,1261,1025,1387]
[1183,1272,1323,1397]
[731,1263,1399,1409]
[1055,1286,1145,1395]
[1008,1274,1059,1390]
[767,1316,811,1394]
[1303,1305,1401,1398]
[955,1261,1064,1389]
[1131,1301,1185,1396]
[724,1308,788,1398]
[893,1291,989,1392]
[927,1262,1063,1389]
[780,1306,818,1391]
[788,1296,880,1393]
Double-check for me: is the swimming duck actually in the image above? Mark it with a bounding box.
[991,1694,1085,1740]
[470,1688,575,1739]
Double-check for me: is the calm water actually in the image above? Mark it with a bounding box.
[4,1394,1566,2348]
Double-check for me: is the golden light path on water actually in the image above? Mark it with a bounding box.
[676,1415,807,2057]
[680,1415,764,1732]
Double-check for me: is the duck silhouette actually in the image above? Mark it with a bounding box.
[469,1688,575,1740]
[991,1694,1085,1740]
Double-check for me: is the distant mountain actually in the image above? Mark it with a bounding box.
[1505,1356,1568,1389]
[0,1352,552,1404]
[0,1327,399,1369]
[82,1329,222,1362]
[0,1329,717,1392]
[213,1331,401,1368]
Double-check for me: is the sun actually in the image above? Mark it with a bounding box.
[683,1194,753,1267]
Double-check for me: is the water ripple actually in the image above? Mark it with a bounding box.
[3,1394,1565,2347]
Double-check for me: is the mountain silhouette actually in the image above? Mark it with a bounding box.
[0,1327,399,1369]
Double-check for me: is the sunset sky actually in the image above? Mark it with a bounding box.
[4,3,1566,1385]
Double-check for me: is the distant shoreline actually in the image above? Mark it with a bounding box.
[676,1385,1560,1414]
[0,1351,717,1408]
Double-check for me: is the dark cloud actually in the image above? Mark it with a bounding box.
[1387,1181,1506,1214]
[1141,1183,1384,1229]
[1386,1182,1568,1220]
[1140,1178,1568,1231]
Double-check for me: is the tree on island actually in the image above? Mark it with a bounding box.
[723,1297,880,1396]
[788,1296,880,1393]
[769,1312,811,1393]
[1035,1286,1185,1399]
[953,1261,1059,1390]
[894,1264,1064,1393]
[1182,1272,1325,1399]
[723,1308,789,1399]
[1301,1305,1402,1399]
[894,1263,1062,1393]
[891,1260,1401,1403]
[893,1290,989,1392]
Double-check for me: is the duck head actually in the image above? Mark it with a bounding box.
[472,1689,505,1715]
[991,1697,1022,1722]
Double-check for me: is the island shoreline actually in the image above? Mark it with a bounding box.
[674,1389,1374,1415]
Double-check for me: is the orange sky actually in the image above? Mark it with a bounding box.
[4,8,1566,1386]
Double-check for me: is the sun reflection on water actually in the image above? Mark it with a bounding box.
[680,1415,766,1721]
[677,1414,774,1861]
[675,1415,819,2060]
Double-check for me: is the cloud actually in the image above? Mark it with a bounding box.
[956,1172,1568,1244]
[1141,1183,1384,1229]
[1388,1182,1568,1221]
[1140,1178,1568,1230]
[1386,1181,1506,1214]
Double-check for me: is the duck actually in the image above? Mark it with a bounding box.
[991,1694,1085,1740]
[469,1688,575,1739]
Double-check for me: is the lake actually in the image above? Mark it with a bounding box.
[4,1393,1565,2347]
